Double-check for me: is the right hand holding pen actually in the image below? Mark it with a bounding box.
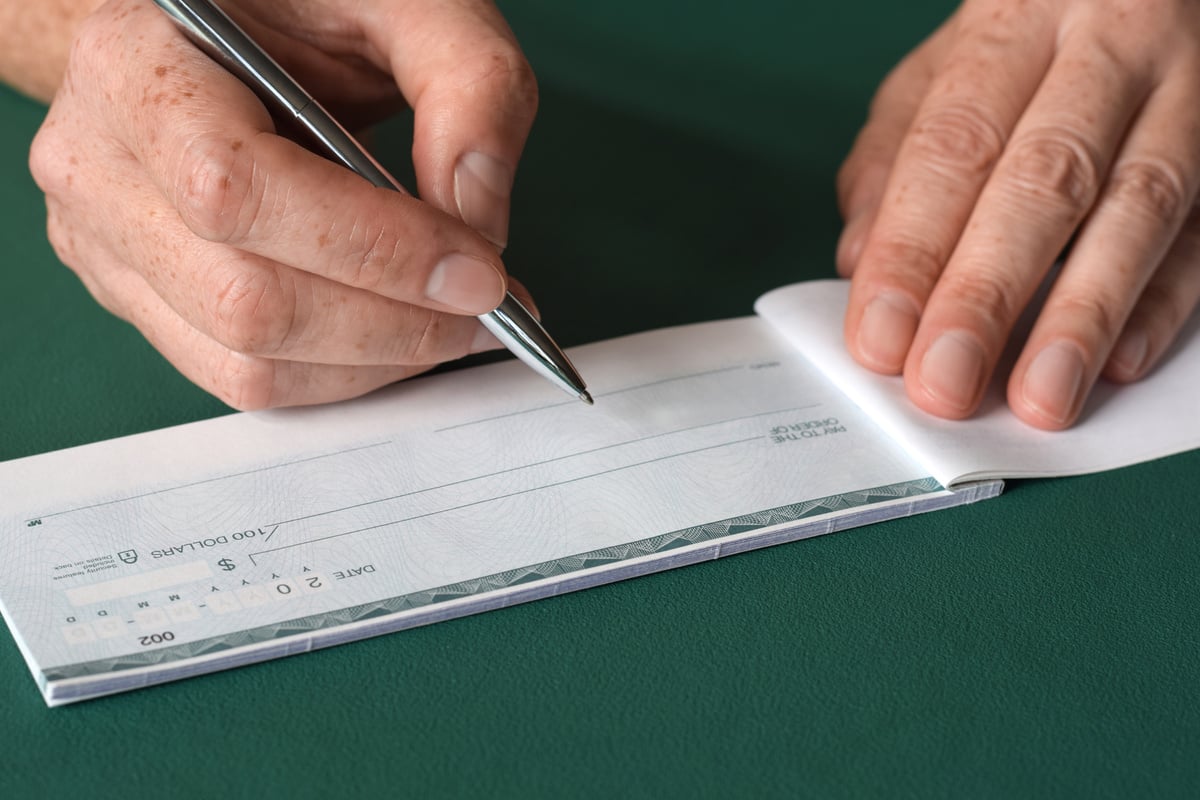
[29,0,538,408]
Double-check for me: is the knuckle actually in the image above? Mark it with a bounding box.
[394,307,452,365]
[905,103,1005,180]
[209,352,276,411]
[82,274,123,318]
[937,268,1021,329]
[29,121,74,197]
[452,42,539,120]
[209,268,296,357]
[173,134,261,243]
[866,234,949,295]
[1106,158,1189,224]
[343,220,404,292]
[1045,292,1123,342]
[43,203,79,268]
[1005,126,1102,215]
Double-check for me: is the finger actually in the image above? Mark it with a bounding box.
[1008,72,1200,428]
[221,7,407,126]
[75,244,430,410]
[102,3,509,318]
[836,27,946,276]
[137,235,503,367]
[902,34,1152,419]
[141,289,428,410]
[364,0,538,248]
[103,165,500,366]
[44,196,124,316]
[845,3,1055,373]
[45,185,422,409]
[1104,208,1200,385]
[35,82,506,371]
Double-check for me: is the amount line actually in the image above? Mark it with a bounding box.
[435,365,746,432]
[250,435,761,560]
[262,404,820,536]
[28,440,393,523]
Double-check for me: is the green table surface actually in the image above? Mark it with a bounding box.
[3,1,1199,796]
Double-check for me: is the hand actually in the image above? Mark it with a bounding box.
[28,0,538,408]
[836,0,1200,429]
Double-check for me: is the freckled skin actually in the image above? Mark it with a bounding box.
[838,0,1200,429]
[12,0,543,406]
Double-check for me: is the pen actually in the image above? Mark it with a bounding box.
[152,0,593,405]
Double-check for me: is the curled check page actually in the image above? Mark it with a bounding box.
[0,317,997,705]
[755,281,1200,488]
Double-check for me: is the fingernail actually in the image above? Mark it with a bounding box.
[1022,340,1085,425]
[425,253,504,313]
[857,291,919,371]
[455,151,513,250]
[919,330,986,412]
[1109,329,1148,379]
[470,324,503,354]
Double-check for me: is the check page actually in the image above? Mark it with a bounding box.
[0,317,994,705]
[757,281,1200,487]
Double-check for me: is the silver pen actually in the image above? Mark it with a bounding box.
[152,0,592,405]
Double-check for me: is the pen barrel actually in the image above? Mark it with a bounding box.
[153,0,307,110]
[153,0,405,192]
[294,108,402,192]
[480,296,588,398]
[153,0,588,402]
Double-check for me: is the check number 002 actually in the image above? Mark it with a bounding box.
[139,631,176,647]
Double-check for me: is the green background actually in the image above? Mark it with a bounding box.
[3,0,1199,796]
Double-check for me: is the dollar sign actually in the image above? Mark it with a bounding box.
[218,558,236,572]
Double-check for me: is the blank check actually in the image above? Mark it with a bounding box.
[2,280,1195,705]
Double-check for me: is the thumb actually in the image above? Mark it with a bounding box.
[365,0,537,251]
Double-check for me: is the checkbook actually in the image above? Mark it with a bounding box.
[2,280,1197,705]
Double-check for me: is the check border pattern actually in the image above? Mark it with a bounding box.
[44,477,943,682]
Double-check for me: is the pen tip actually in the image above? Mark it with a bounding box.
[579,390,594,406]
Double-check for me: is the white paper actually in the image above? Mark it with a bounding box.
[1,316,988,705]
[756,280,1200,487]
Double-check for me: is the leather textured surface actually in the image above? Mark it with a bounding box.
[2,1,1198,796]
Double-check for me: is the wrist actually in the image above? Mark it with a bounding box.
[0,0,107,102]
